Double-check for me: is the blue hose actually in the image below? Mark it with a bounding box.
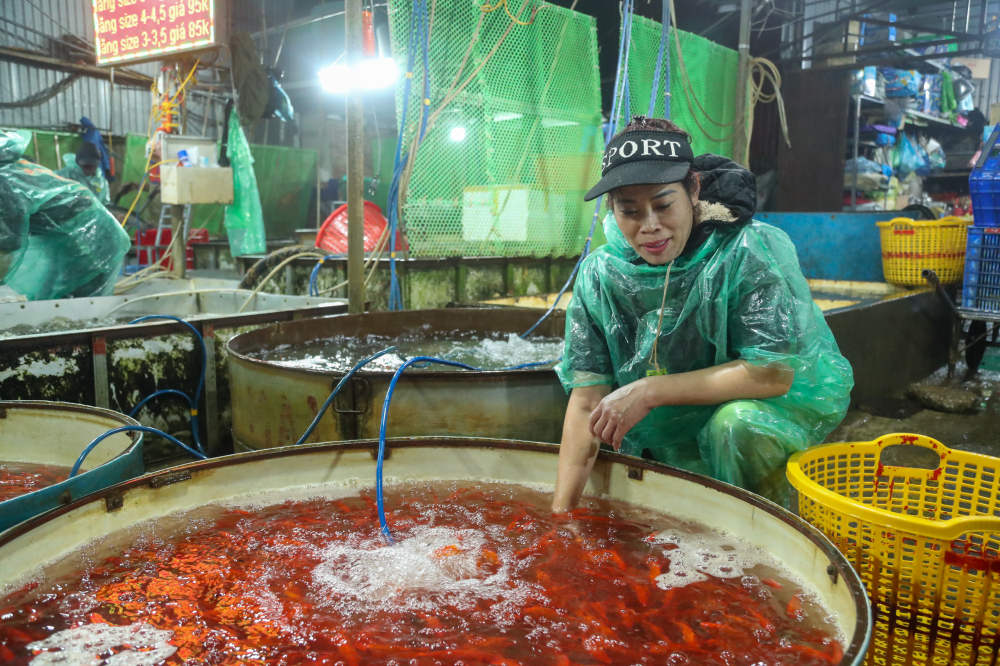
[375,354,558,543]
[127,315,207,455]
[309,255,340,297]
[293,346,399,446]
[70,425,206,478]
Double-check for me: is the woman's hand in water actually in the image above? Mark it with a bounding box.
[588,379,653,451]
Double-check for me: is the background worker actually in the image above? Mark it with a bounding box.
[0,130,130,300]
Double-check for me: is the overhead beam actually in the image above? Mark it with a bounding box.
[0,46,152,88]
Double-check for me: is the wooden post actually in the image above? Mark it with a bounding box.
[346,0,365,313]
[171,204,186,278]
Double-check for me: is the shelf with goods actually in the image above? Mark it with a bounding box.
[847,92,977,214]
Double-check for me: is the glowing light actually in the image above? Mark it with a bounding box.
[450,127,467,142]
[319,58,397,93]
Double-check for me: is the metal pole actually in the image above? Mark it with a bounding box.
[109,67,114,177]
[171,204,186,278]
[663,0,671,119]
[346,0,365,314]
[732,0,752,166]
[851,94,860,212]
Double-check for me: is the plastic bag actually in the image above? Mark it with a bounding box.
[0,130,130,300]
[557,203,853,506]
[881,68,922,97]
[924,136,947,171]
[898,132,929,177]
[55,153,111,205]
[223,111,266,256]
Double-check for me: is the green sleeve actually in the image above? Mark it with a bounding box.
[555,259,616,392]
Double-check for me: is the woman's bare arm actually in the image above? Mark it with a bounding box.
[552,385,610,514]
[590,360,793,450]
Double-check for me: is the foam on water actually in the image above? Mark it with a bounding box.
[312,524,546,623]
[27,622,176,666]
[651,529,784,590]
[249,332,563,373]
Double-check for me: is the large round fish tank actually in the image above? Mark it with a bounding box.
[226,308,569,450]
[0,401,142,533]
[0,438,871,664]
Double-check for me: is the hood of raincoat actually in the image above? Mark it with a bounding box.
[0,130,30,166]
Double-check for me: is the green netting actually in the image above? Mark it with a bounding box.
[616,17,739,158]
[388,1,603,258]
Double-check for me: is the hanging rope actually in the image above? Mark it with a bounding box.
[744,56,791,165]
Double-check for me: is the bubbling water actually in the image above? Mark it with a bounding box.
[651,529,780,589]
[27,622,176,666]
[0,482,846,666]
[0,461,72,502]
[248,332,563,372]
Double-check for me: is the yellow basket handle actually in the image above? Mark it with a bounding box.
[789,433,1000,543]
[874,433,951,480]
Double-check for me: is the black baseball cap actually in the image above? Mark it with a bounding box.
[584,129,695,201]
[75,141,101,167]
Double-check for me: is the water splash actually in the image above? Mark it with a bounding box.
[27,622,176,666]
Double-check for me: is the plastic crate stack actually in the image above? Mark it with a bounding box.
[965,128,1000,312]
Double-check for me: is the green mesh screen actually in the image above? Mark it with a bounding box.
[388,1,603,258]
[616,17,739,158]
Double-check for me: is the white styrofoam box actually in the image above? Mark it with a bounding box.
[461,186,564,244]
[160,165,234,205]
[161,135,219,167]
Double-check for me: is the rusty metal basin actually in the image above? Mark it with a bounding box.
[226,309,568,450]
[0,437,871,665]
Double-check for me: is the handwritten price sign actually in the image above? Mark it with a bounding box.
[93,0,216,66]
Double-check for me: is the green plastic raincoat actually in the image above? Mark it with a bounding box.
[557,155,853,505]
[0,130,130,300]
[55,153,111,206]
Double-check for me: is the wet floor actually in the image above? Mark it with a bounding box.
[825,361,1000,461]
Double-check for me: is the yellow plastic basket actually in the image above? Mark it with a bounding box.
[788,434,1000,666]
[876,216,971,287]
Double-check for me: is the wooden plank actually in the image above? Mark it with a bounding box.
[776,69,851,212]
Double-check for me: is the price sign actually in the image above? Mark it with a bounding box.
[93,0,219,66]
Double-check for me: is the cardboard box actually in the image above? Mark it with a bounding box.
[160,165,234,205]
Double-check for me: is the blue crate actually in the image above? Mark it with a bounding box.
[962,228,1000,311]
[971,127,1000,227]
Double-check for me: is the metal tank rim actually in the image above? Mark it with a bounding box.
[0,400,143,453]
[0,436,872,664]
[224,308,567,379]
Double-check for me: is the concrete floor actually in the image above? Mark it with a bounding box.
[826,362,1000,460]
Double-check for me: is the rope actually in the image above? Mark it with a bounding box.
[650,259,675,372]
[744,56,791,165]
[480,0,548,25]
[237,251,327,313]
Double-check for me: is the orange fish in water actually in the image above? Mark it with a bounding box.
[431,544,463,558]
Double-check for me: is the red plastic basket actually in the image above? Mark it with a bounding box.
[315,201,405,254]
[135,228,209,270]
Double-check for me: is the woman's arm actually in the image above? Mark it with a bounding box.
[589,360,794,450]
[552,384,611,514]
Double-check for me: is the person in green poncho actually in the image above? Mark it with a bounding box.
[0,130,130,300]
[552,117,853,510]
[54,141,111,206]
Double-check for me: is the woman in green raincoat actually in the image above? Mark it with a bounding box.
[552,117,853,509]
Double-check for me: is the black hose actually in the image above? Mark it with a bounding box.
[922,269,961,317]
[238,245,314,290]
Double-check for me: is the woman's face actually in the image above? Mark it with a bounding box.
[612,181,699,265]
